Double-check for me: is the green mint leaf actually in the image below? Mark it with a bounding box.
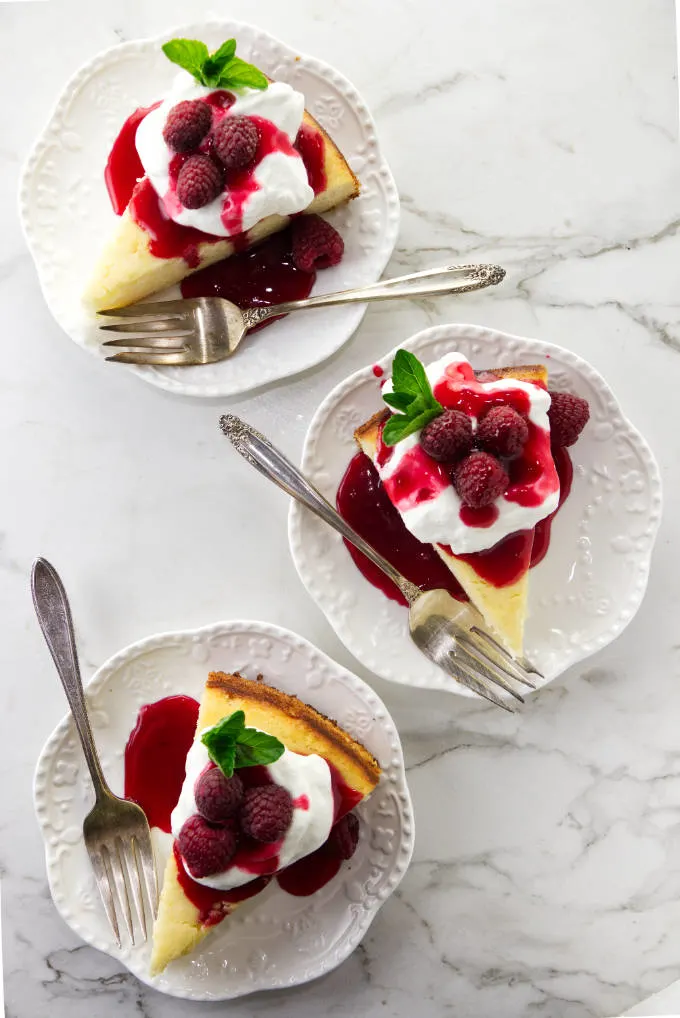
[217,56,268,91]
[210,38,237,69]
[391,349,434,399]
[234,727,285,769]
[201,710,246,777]
[380,349,444,446]
[382,405,442,446]
[162,39,210,84]
[382,391,416,413]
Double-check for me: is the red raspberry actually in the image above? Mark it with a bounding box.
[327,812,360,860]
[178,814,238,878]
[477,406,529,459]
[454,451,508,508]
[420,410,473,463]
[176,154,223,209]
[291,215,344,272]
[240,785,293,843]
[213,115,259,172]
[548,391,590,448]
[194,767,243,823]
[163,100,212,153]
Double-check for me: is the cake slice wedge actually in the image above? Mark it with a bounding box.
[86,106,358,312]
[150,671,380,976]
[354,364,550,658]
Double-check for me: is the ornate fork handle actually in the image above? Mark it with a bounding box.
[31,558,111,799]
[242,262,505,326]
[220,415,421,603]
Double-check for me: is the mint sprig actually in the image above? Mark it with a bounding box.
[201,710,284,778]
[162,37,268,91]
[381,349,444,445]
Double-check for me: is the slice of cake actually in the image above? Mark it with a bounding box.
[85,37,359,311]
[150,671,381,976]
[352,350,586,658]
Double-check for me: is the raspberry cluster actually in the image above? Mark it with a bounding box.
[178,764,294,878]
[416,385,589,508]
[162,101,262,210]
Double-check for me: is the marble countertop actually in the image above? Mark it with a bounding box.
[2,0,679,1016]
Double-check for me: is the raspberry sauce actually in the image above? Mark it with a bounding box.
[104,103,161,215]
[173,843,270,926]
[124,695,199,833]
[336,452,467,606]
[295,124,327,194]
[336,448,573,597]
[180,227,315,320]
[276,843,342,896]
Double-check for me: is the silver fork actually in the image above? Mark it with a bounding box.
[98,262,506,367]
[31,558,158,947]
[219,415,541,712]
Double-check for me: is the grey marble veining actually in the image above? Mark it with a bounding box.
[1,0,679,1016]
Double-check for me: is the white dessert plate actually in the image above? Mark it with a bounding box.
[289,324,662,695]
[33,620,414,1001]
[19,21,399,398]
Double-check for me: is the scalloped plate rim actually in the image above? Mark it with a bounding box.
[288,323,663,696]
[19,19,400,399]
[33,618,415,1001]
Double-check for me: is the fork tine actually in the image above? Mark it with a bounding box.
[102,336,189,350]
[122,837,147,942]
[99,320,189,335]
[97,299,197,317]
[90,845,121,947]
[110,840,135,944]
[106,351,194,366]
[438,654,515,711]
[470,626,543,683]
[136,833,159,916]
[454,640,525,703]
[465,629,537,689]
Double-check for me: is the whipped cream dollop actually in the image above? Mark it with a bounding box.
[135,71,314,237]
[377,352,560,555]
[171,730,334,891]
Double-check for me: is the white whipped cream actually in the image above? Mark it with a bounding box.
[171,730,334,891]
[377,352,560,555]
[135,71,314,237]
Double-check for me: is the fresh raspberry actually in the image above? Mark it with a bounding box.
[454,451,509,508]
[291,215,344,272]
[327,813,360,860]
[477,406,529,459]
[420,410,473,463]
[548,391,590,448]
[163,100,212,153]
[176,154,223,209]
[178,814,238,878]
[240,785,293,843]
[195,767,243,823]
[213,115,259,172]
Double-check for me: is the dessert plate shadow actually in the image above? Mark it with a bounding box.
[33,620,414,1000]
[288,324,662,696]
[19,20,400,398]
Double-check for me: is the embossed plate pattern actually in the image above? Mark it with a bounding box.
[34,621,414,1000]
[19,21,400,398]
[289,324,662,695]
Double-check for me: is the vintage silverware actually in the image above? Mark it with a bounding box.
[31,558,158,946]
[219,415,541,712]
[99,262,505,367]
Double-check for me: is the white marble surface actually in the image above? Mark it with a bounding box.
[1,1,679,1016]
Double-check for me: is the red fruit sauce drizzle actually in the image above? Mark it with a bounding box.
[123,696,362,924]
[336,445,573,597]
[180,227,316,322]
[104,99,328,265]
[124,695,199,833]
[372,365,384,378]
